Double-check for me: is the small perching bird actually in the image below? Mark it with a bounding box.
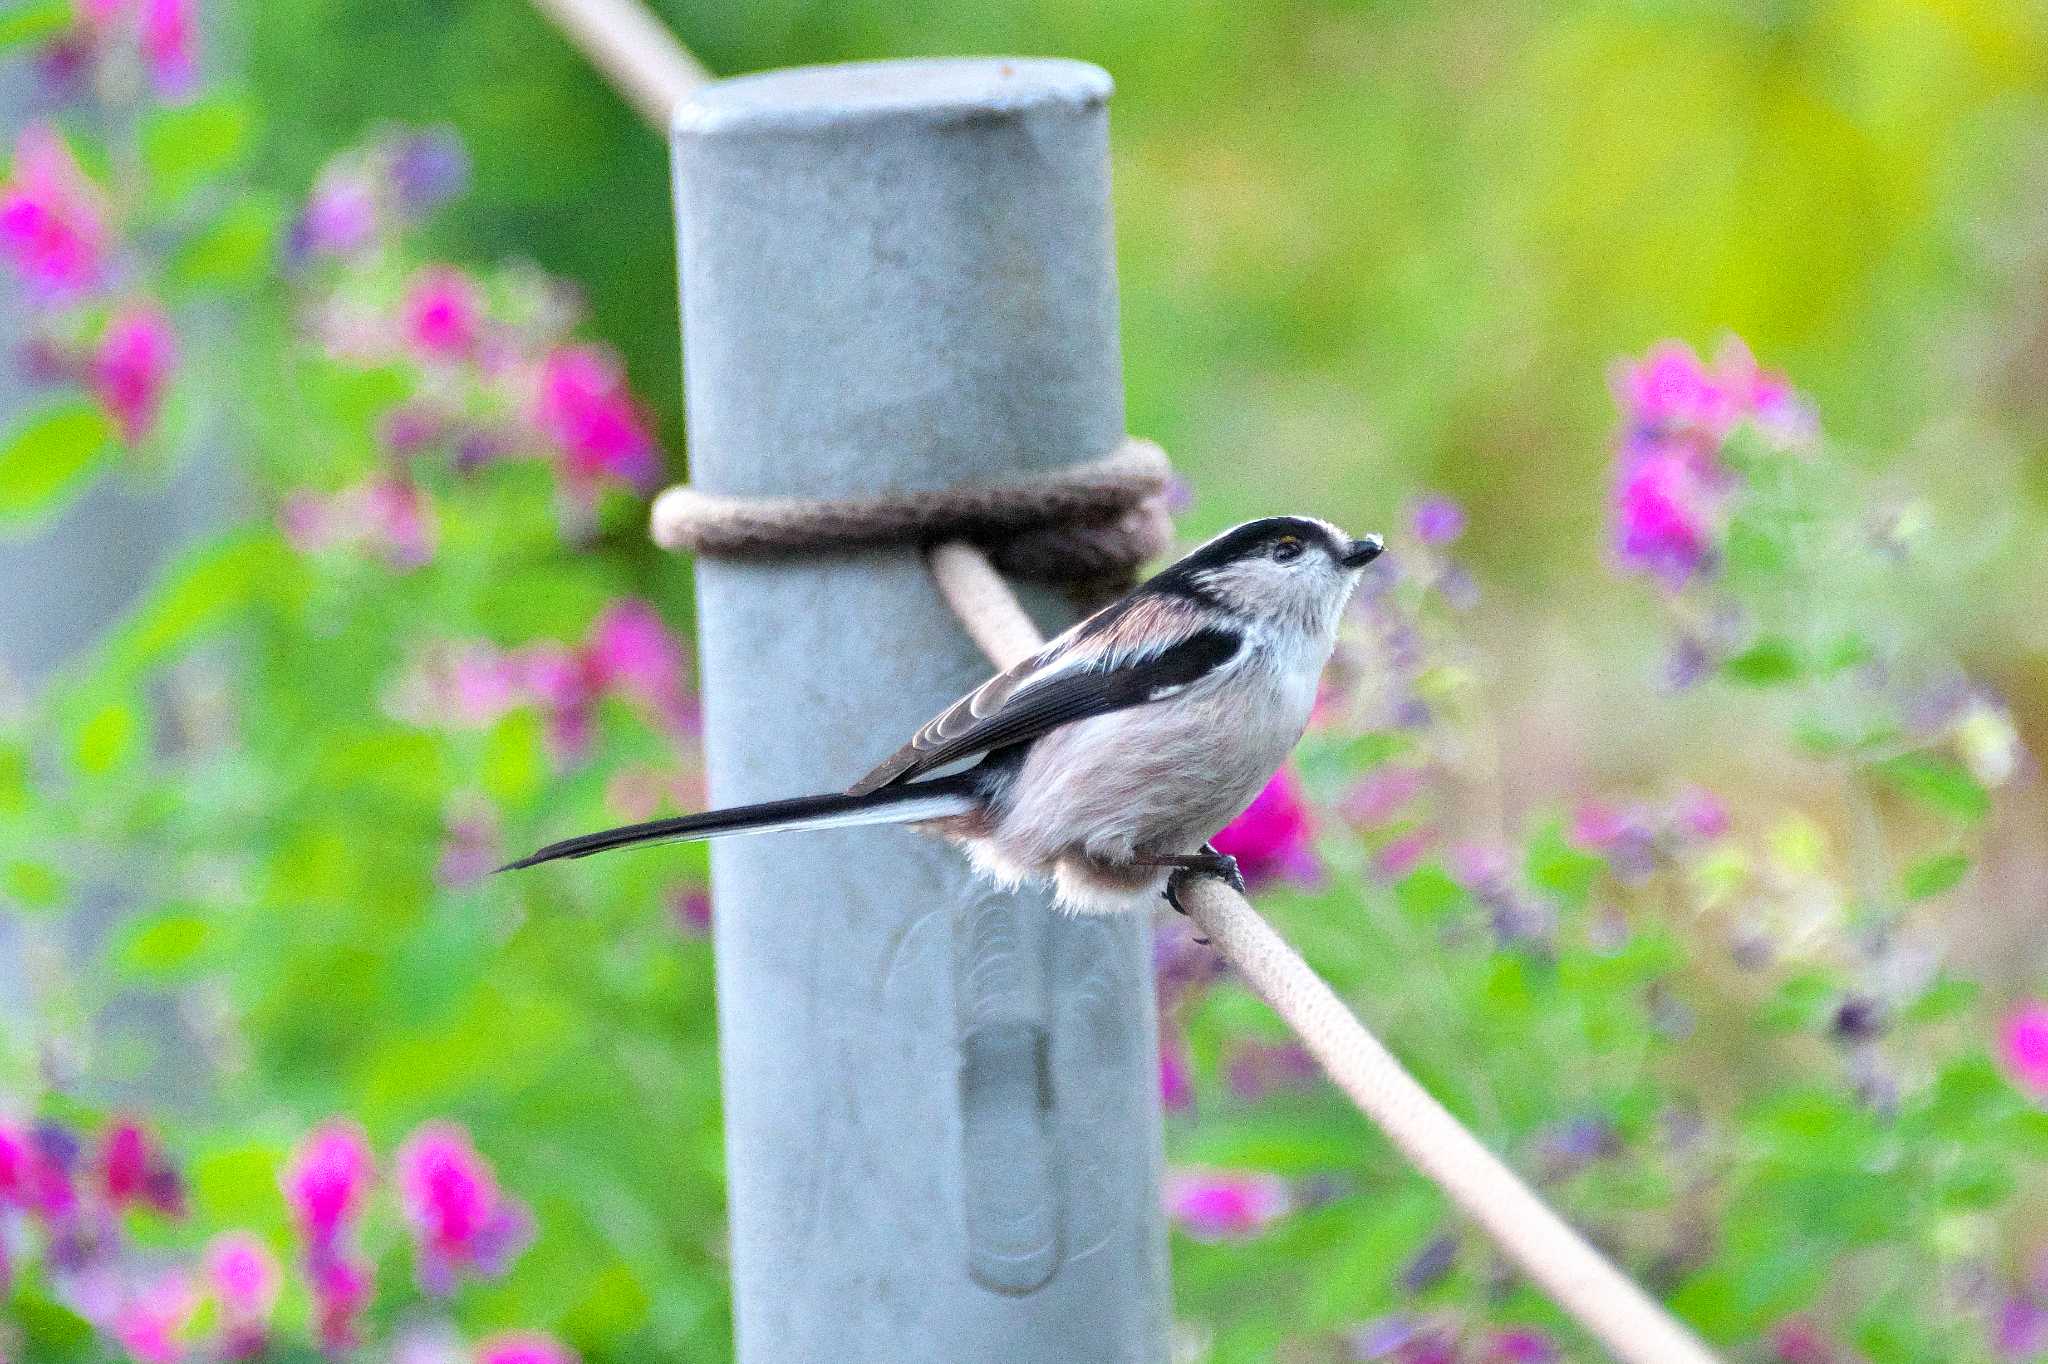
[502,516,1384,913]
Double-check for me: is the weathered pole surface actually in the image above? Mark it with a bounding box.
[671,58,1169,1363]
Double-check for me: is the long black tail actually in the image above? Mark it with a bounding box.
[497,774,979,872]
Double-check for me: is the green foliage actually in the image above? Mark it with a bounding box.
[0,404,113,525]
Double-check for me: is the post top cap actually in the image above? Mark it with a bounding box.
[673,57,1112,139]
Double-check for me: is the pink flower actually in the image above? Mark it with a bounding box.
[588,599,694,734]
[394,1122,533,1294]
[92,305,177,445]
[307,1249,372,1353]
[476,1332,578,1364]
[1768,1316,1835,1364]
[108,1272,196,1364]
[205,1232,280,1357]
[533,345,661,492]
[1999,1000,2048,1100]
[1671,785,1730,841]
[1162,1166,1290,1241]
[1612,439,1720,589]
[669,887,712,936]
[0,126,108,295]
[139,0,197,99]
[281,1121,373,1250]
[403,266,484,359]
[1614,340,1738,438]
[1371,826,1436,882]
[1340,766,1426,829]
[281,477,436,569]
[1212,768,1318,886]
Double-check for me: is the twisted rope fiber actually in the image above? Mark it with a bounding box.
[530,0,1726,1358]
[652,436,1177,587]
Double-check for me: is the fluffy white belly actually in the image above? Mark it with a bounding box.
[984,647,1318,882]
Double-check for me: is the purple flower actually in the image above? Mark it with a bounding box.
[1670,785,1730,841]
[1768,1316,1835,1364]
[1372,827,1437,882]
[1409,495,1466,546]
[1568,799,1656,881]
[1398,1233,1457,1293]
[1345,1315,1419,1359]
[1994,1294,2048,1359]
[282,476,436,569]
[669,887,712,936]
[1161,1166,1290,1241]
[1211,767,1319,886]
[1998,1000,2048,1100]
[96,1119,182,1216]
[107,1271,196,1364]
[389,129,470,216]
[0,126,108,295]
[290,169,377,260]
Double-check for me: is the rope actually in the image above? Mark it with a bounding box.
[526,3,1728,1359]
[651,437,1177,590]
[528,0,711,126]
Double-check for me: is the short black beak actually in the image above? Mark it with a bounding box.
[1342,534,1385,568]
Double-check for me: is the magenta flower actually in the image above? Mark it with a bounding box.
[0,1120,28,1206]
[1614,340,1738,438]
[91,304,177,445]
[281,1121,373,1251]
[1211,767,1319,886]
[1612,439,1720,589]
[0,126,109,295]
[1998,1000,2048,1100]
[394,1122,533,1294]
[205,1232,280,1358]
[308,1249,372,1353]
[97,1119,182,1216]
[533,345,661,492]
[1487,1328,1560,1362]
[1670,785,1731,841]
[403,266,484,360]
[1162,1166,1290,1241]
[476,1332,579,1364]
[1768,1316,1835,1364]
[140,0,197,99]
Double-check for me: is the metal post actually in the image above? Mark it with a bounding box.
[672,58,1169,1363]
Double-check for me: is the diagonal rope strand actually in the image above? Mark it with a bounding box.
[525,3,1728,1359]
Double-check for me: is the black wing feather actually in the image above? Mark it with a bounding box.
[848,626,1241,794]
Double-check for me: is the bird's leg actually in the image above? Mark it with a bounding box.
[1142,844,1244,942]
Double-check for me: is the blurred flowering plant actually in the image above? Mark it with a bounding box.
[0,1109,572,1363]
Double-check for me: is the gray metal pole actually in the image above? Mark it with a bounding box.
[671,58,1169,1363]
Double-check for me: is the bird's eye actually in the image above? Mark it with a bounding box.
[1272,537,1304,563]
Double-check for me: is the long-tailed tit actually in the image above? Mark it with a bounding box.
[503,516,1385,913]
